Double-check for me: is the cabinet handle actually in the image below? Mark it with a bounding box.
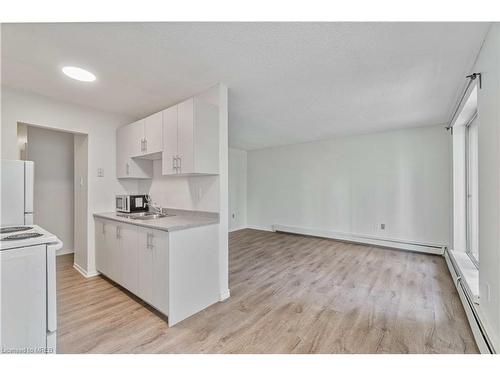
[126,163,130,175]
[172,156,176,172]
[140,138,144,152]
[178,156,181,173]
[147,233,154,249]
[144,138,147,153]
[116,226,121,239]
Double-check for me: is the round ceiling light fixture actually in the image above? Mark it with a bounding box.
[62,66,96,82]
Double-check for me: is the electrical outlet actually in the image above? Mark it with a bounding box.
[97,168,104,177]
[380,223,385,230]
[232,213,235,219]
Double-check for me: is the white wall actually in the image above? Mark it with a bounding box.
[228,148,247,231]
[25,126,74,255]
[473,24,500,351]
[139,160,219,212]
[247,125,452,246]
[1,86,133,274]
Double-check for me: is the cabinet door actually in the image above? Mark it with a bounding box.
[120,224,138,295]
[137,227,153,304]
[106,222,121,284]
[125,120,145,158]
[177,98,195,174]
[162,105,178,175]
[95,220,107,274]
[144,111,163,154]
[150,229,169,315]
[117,122,152,179]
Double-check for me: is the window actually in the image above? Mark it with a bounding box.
[465,114,479,267]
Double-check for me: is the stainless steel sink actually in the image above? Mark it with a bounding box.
[117,212,175,220]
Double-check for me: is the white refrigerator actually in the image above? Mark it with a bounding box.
[1,160,34,226]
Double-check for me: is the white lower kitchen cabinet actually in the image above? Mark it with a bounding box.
[95,220,107,274]
[120,224,139,295]
[106,222,122,285]
[94,218,219,325]
[137,226,169,312]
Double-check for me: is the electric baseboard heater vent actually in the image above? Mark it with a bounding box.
[444,249,495,354]
[272,224,445,255]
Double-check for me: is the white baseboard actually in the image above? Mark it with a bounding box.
[272,224,445,255]
[246,225,274,232]
[73,262,100,278]
[229,226,247,233]
[219,289,231,301]
[56,248,74,256]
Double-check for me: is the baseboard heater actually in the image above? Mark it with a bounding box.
[272,224,445,255]
[444,249,495,354]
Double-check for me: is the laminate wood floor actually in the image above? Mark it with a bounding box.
[57,229,478,353]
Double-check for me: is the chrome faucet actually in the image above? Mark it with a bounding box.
[145,196,163,214]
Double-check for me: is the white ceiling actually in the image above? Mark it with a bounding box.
[1,23,489,150]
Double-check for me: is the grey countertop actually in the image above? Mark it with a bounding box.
[93,209,219,232]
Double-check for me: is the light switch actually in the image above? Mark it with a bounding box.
[97,168,104,177]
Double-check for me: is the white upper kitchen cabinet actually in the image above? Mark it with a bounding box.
[126,114,163,159]
[127,120,145,157]
[162,105,178,176]
[162,97,219,176]
[143,111,163,156]
[116,122,153,179]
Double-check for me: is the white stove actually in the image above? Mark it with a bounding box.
[0,225,58,251]
[0,224,62,354]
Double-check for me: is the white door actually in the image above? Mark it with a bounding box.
[1,245,47,352]
[144,111,163,154]
[162,105,179,175]
[177,98,195,174]
[137,227,153,304]
[120,224,138,295]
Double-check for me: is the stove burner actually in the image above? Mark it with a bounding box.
[0,226,33,234]
[1,232,43,241]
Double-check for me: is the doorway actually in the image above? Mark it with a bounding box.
[17,123,88,259]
